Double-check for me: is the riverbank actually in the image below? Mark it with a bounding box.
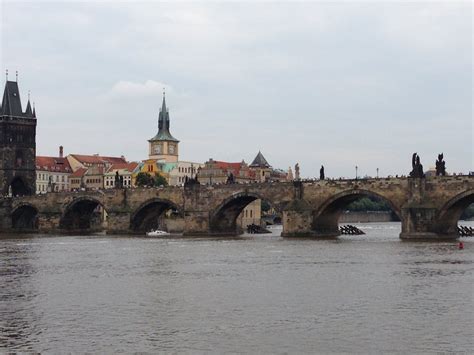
[340,211,398,223]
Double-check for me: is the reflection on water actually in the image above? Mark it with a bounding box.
[0,222,473,353]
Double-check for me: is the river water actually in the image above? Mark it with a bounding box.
[1,222,473,353]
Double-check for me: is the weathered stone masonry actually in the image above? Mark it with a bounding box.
[1,175,473,240]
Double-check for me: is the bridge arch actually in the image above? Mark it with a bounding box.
[60,197,106,232]
[210,191,279,235]
[11,203,38,231]
[130,198,182,233]
[10,176,31,197]
[312,189,401,237]
[436,189,474,236]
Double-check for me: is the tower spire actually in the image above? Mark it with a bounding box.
[161,88,166,112]
[5,69,8,82]
[16,71,18,82]
[25,91,32,117]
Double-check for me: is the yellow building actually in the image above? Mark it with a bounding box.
[138,159,169,184]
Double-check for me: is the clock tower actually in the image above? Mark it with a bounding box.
[148,91,179,162]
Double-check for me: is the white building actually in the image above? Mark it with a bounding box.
[104,162,140,189]
[36,148,72,194]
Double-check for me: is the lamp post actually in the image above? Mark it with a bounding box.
[355,165,358,180]
[376,168,379,179]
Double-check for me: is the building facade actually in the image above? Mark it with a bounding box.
[167,161,205,186]
[104,162,139,189]
[36,146,72,194]
[69,168,87,190]
[197,159,253,184]
[0,79,37,196]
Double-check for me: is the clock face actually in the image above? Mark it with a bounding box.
[154,144,162,154]
[169,144,175,154]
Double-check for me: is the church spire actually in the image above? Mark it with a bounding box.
[25,99,33,116]
[149,90,179,143]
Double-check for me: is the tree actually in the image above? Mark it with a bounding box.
[346,196,391,212]
[154,173,168,187]
[136,172,154,187]
[261,200,272,213]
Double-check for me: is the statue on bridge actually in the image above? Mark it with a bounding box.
[226,172,235,184]
[295,163,300,181]
[115,171,121,188]
[320,165,325,180]
[184,175,200,187]
[410,153,425,178]
[435,153,447,176]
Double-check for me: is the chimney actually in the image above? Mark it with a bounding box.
[59,146,64,158]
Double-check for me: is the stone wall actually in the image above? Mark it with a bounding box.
[339,211,395,223]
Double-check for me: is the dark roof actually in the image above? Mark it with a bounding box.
[1,81,34,118]
[149,93,179,142]
[25,100,32,116]
[250,151,271,168]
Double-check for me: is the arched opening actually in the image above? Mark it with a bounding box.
[60,198,106,233]
[10,177,31,197]
[313,190,401,237]
[210,193,278,235]
[11,205,38,231]
[436,191,474,237]
[130,199,182,233]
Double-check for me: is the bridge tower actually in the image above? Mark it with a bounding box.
[148,90,180,163]
[0,76,37,196]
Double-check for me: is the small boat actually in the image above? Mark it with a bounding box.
[146,229,170,237]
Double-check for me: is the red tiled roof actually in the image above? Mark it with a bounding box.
[36,156,72,173]
[70,168,87,178]
[107,162,139,173]
[70,154,127,165]
[213,161,244,170]
[209,161,249,177]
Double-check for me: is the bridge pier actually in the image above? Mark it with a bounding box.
[281,200,325,238]
[183,211,212,236]
[0,198,12,231]
[400,206,458,240]
[37,212,61,233]
[107,211,132,234]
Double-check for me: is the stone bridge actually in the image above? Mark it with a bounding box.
[1,175,473,240]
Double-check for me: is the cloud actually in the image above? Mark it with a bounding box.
[105,80,172,100]
[2,1,472,177]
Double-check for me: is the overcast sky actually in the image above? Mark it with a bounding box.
[1,1,472,178]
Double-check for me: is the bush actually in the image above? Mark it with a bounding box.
[346,196,391,212]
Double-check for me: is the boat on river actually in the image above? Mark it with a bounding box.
[146,229,170,237]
